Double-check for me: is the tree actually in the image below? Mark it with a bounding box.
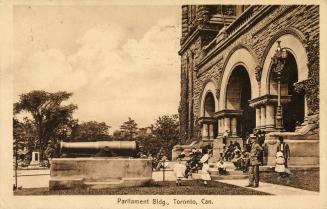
[13,117,38,164]
[74,121,111,141]
[14,90,77,160]
[137,114,179,160]
[152,114,179,159]
[120,117,138,140]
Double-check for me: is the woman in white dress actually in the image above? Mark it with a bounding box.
[173,158,186,186]
[275,151,286,175]
[200,154,211,186]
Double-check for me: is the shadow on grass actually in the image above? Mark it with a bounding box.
[260,170,319,192]
[14,180,270,195]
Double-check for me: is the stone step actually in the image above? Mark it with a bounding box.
[192,173,248,180]
[211,174,248,180]
[84,180,125,189]
[209,170,246,176]
[49,178,84,190]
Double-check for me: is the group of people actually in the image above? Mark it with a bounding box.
[246,134,291,188]
[174,130,291,187]
[173,146,213,186]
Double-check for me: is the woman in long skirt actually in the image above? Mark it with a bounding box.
[275,151,286,176]
[200,154,211,185]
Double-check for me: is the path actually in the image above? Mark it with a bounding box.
[217,179,319,195]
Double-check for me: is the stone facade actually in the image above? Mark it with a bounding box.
[178,5,319,165]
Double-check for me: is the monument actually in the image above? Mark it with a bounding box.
[27,151,41,168]
[49,141,152,190]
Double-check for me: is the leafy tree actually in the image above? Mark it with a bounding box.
[14,90,77,160]
[137,134,161,157]
[13,117,38,164]
[74,121,111,141]
[152,114,179,159]
[137,114,179,160]
[120,117,138,140]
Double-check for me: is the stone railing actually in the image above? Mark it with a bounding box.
[203,6,255,53]
[224,6,254,37]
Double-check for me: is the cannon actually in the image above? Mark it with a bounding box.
[60,141,140,158]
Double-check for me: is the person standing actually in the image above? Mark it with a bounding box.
[276,136,291,168]
[200,154,211,186]
[173,158,186,186]
[275,151,286,176]
[246,137,263,188]
[222,130,229,145]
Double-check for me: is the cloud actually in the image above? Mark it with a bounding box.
[14,17,181,130]
[14,48,88,93]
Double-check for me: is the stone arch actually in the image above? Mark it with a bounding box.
[219,47,259,109]
[261,32,309,95]
[200,80,218,117]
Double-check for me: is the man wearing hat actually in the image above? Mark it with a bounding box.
[246,136,263,187]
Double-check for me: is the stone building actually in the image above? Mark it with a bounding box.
[178,5,319,166]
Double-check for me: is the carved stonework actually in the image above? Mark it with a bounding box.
[215,88,220,100]
[223,5,236,16]
[293,80,306,93]
[255,66,262,82]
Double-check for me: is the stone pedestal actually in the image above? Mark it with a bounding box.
[49,158,152,190]
[28,151,40,168]
[265,134,319,166]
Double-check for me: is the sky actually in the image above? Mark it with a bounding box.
[13,5,181,132]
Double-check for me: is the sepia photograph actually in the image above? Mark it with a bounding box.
[0,1,325,209]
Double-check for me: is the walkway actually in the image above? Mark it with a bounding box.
[217,179,319,195]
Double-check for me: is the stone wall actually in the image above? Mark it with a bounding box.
[179,5,319,142]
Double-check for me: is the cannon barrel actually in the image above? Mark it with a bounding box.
[60,141,139,157]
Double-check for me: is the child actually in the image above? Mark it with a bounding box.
[275,151,286,176]
[173,158,186,186]
[217,158,227,175]
[200,154,211,186]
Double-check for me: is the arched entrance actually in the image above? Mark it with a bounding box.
[199,81,219,141]
[226,65,255,137]
[268,52,305,131]
[204,92,215,117]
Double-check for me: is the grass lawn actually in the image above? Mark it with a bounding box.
[260,170,319,192]
[14,180,270,195]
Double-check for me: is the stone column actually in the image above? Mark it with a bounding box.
[260,105,266,130]
[217,119,222,137]
[209,124,214,139]
[256,107,261,129]
[202,124,209,139]
[224,117,231,133]
[266,104,275,131]
[231,117,237,137]
[304,96,308,122]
